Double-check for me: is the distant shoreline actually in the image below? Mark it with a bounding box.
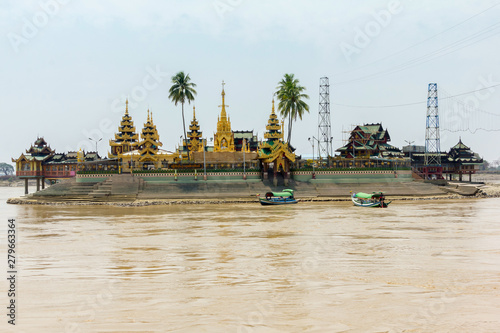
[6,191,499,207]
[6,173,500,206]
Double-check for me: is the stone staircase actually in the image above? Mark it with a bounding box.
[69,182,99,196]
[88,178,112,199]
[88,175,142,202]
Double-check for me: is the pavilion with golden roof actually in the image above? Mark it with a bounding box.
[258,99,296,182]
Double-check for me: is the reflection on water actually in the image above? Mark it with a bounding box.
[1,187,500,332]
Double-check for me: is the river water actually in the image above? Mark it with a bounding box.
[1,186,500,332]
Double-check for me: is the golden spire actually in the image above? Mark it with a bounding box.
[193,106,196,119]
[219,80,228,119]
[151,110,154,123]
[147,109,150,122]
[125,99,129,115]
[272,99,275,114]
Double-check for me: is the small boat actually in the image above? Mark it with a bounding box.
[258,189,298,205]
[351,191,391,208]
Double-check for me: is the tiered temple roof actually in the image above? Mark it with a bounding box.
[336,123,403,158]
[109,100,139,157]
[258,100,295,167]
[137,110,162,162]
[446,138,483,165]
[26,137,55,157]
[188,106,203,152]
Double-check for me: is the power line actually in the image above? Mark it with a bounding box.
[334,2,500,77]
[331,83,500,109]
[331,23,500,86]
[443,128,500,133]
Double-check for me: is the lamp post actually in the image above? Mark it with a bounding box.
[308,137,316,179]
[88,137,102,156]
[203,139,207,180]
[243,139,247,180]
[88,137,102,171]
[405,140,415,168]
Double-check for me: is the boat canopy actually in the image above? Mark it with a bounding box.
[354,192,373,199]
[266,191,294,198]
[354,192,384,199]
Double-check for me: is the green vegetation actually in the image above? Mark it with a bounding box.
[275,74,310,145]
[133,168,260,174]
[0,163,14,176]
[293,167,410,172]
[168,71,197,148]
[481,160,500,171]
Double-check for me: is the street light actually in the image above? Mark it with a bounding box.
[88,137,102,156]
[203,138,207,180]
[308,137,316,179]
[243,138,246,180]
[405,140,415,168]
[329,136,334,167]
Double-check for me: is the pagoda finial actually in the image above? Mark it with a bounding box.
[151,110,154,123]
[125,99,129,115]
[272,99,275,114]
[193,106,196,119]
[219,80,228,119]
[147,109,150,122]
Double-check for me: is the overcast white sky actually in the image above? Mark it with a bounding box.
[1,0,500,164]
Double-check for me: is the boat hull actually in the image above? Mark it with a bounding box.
[351,196,391,208]
[259,198,298,206]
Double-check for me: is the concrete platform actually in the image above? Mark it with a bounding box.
[18,173,449,203]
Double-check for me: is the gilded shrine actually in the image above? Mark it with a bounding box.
[213,82,235,152]
[258,99,296,181]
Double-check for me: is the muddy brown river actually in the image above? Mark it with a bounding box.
[1,187,499,332]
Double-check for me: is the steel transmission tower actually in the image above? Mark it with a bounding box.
[424,83,441,166]
[317,77,332,163]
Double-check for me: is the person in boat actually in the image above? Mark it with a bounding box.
[379,194,385,207]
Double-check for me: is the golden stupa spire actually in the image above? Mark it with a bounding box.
[147,109,150,122]
[272,98,275,114]
[219,80,228,119]
[193,106,196,119]
[125,99,129,115]
[151,110,154,123]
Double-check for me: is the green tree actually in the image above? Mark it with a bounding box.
[168,71,197,151]
[0,163,14,176]
[275,73,310,145]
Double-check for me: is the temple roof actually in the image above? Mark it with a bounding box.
[450,138,470,151]
[352,123,390,142]
[34,137,48,147]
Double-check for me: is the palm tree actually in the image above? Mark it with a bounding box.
[168,72,197,150]
[275,73,310,146]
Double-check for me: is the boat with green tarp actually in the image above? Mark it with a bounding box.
[351,191,391,208]
[259,189,298,205]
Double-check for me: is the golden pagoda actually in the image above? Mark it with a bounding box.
[213,81,235,152]
[109,99,139,157]
[187,106,204,153]
[258,99,295,176]
[137,110,162,165]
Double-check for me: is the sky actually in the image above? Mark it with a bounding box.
[1,0,500,165]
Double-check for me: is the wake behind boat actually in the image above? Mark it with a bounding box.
[351,191,391,208]
[258,189,298,205]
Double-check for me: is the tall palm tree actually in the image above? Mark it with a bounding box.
[275,73,310,146]
[168,72,197,150]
